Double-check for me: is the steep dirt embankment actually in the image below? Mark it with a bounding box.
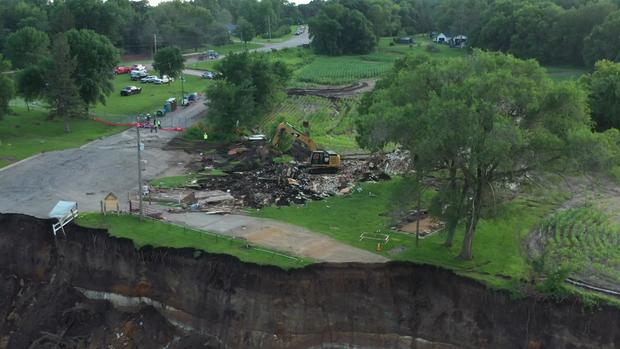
[0,213,619,349]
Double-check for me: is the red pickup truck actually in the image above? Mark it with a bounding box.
[114,66,131,74]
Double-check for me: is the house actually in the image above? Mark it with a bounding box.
[450,35,468,48]
[434,33,449,44]
[225,23,238,34]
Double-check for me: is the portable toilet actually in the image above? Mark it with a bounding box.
[166,97,177,112]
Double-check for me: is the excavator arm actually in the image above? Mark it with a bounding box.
[271,122,318,151]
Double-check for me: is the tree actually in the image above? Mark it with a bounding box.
[153,46,185,79]
[236,17,256,44]
[46,34,82,133]
[65,29,119,114]
[0,55,15,120]
[583,10,620,66]
[357,51,594,259]
[207,52,290,134]
[5,26,49,69]
[206,80,256,135]
[583,60,620,130]
[16,65,46,111]
[309,3,377,55]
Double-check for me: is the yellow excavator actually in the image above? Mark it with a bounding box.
[271,122,341,173]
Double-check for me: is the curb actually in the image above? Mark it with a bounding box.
[0,153,42,173]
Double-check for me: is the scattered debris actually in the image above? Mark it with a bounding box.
[396,209,445,238]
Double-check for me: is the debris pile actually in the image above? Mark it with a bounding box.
[161,139,413,211]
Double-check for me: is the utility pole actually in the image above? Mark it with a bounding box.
[268,16,272,40]
[154,34,158,57]
[136,117,144,221]
[180,74,185,104]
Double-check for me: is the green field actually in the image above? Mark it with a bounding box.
[254,179,568,289]
[290,36,467,85]
[77,213,310,269]
[537,206,620,286]
[92,73,211,121]
[263,95,360,152]
[0,106,119,168]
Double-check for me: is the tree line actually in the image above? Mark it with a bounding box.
[0,0,302,57]
[306,0,620,67]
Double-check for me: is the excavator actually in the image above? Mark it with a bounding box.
[271,122,341,173]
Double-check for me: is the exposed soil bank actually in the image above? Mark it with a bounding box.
[0,213,618,348]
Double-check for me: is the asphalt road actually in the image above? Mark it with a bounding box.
[182,30,311,78]
[0,101,206,217]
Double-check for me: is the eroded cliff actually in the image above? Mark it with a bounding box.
[0,213,618,349]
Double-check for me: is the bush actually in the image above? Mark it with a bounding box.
[425,44,440,53]
[261,25,291,39]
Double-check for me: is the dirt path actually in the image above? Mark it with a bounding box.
[164,212,388,263]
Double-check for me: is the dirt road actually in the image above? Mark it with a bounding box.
[0,101,206,217]
[164,212,388,263]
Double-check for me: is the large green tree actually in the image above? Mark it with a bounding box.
[5,26,49,69]
[583,10,620,66]
[357,51,595,259]
[0,55,15,120]
[583,60,620,131]
[65,29,119,114]
[153,46,185,79]
[236,17,256,44]
[16,64,46,111]
[46,34,82,133]
[207,52,290,134]
[309,3,377,55]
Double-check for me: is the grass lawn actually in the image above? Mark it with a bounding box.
[77,213,310,269]
[289,35,467,85]
[92,73,211,121]
[254,179,568,289]
[150,174,195,189]
[545,66,589,81]
[0,106,119,168]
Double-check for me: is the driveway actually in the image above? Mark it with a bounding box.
[164,212,388,263]
[0,100,206,217]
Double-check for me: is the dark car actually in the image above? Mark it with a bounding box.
[120,86,142,96]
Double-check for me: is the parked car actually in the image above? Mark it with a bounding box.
[201,71,215,79]
[114,66,131,74]
[140,75,158,83]
[131,64,146,71]
[154,75,173,84]
[120,86,142,96]
[207,50,219,59]
[130,70,147,81]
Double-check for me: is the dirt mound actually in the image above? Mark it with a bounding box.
[286,81,374,98]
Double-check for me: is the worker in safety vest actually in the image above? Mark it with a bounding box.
[203,132,208,141]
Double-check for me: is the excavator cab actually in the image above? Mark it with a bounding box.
[309,150,340,173]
